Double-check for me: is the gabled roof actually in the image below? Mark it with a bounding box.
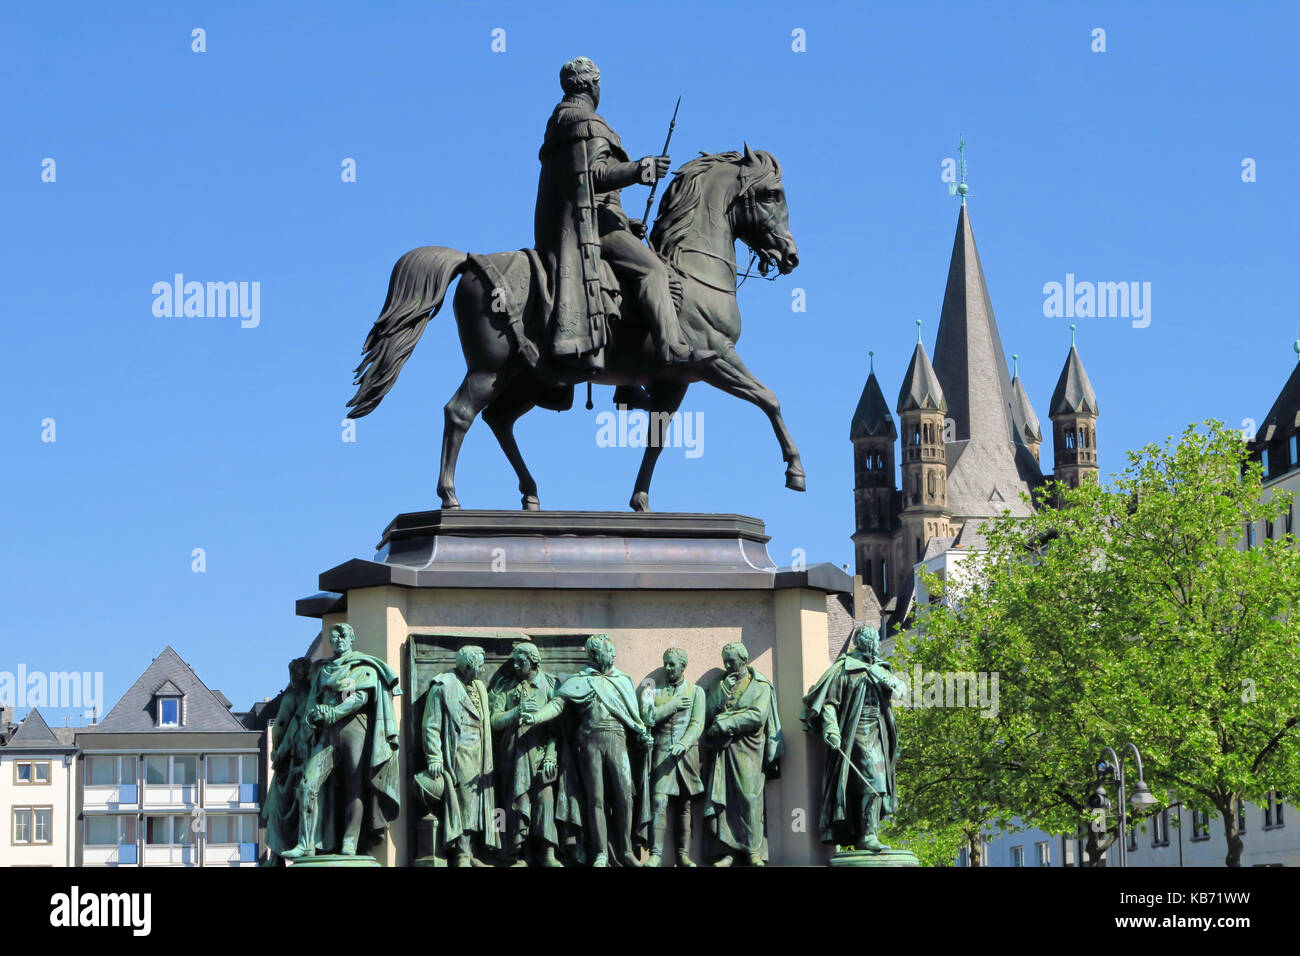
[93,646,247,734]
[1050,345,1099,417]
[4,708,60,748]
[153,679,183,697]
[897,342,947,413]
[851,371,898,440]
[930,204,1043,519]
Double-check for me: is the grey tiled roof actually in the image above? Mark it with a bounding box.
[1254,360,1300,444]
[851,372,898,440]
[930,204,1044,519]
[897,342,946,413]
[93,646,247,734]
[1010,374,1043,442]
[4,708,60,748]
[1050,346,1099,417]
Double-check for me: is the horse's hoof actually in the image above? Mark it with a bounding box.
[785,467,806,492]
[630,492,651,512]
[522,495,540,511]
[440,496,460,511]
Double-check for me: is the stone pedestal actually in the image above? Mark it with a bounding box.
[829,848,921,867]
[297,510,853,867]
[286,854,381,868]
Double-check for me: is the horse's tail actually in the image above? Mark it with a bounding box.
[347,246,467,418]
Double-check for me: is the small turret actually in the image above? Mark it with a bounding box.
[1050,325,1100,486]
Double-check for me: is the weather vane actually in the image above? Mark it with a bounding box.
[948,134,971,203]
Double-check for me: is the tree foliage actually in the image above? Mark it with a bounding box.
[892,422,1300,866]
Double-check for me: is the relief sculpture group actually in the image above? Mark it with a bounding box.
[264,622,908,867]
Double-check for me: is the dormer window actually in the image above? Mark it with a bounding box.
[153,679,185,728]
[158,697,180,727]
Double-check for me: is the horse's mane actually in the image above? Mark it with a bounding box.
[650,149,782,262]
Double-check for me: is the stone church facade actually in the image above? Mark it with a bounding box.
[849,201,1099,625]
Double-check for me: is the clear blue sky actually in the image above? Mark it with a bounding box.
[4,1,1298,724]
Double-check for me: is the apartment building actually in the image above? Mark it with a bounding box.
[76,646,262,867]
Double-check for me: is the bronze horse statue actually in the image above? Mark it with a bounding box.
[346,145,802,512]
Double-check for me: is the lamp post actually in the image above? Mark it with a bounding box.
[1088,743,1156,867]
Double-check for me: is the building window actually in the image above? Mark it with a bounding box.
[1010,845,1024,867]
[145,815,194,846]
[881,559,889,597]
[207,755,258,786]
[86,755,137,787]
[145,755,198,787]
[14,760,51,785]
[85,815,137,847]
[1151,809,1170,847]
[1287,503,1294,536]
[1191,810,1210,841]
[157,696,182,727]
[1035,841,1051,867]
[1266,519,1275,540]
[1238,803,1247,834]
[12,807,52,845]
[1262,448,1271,476]
[205,814,256,846]
[1291,435,1298,471]
[1063,836,1076,867]
[1128,823,1138,850]
[1246,522,1255,549]
[1264,791,1285,829]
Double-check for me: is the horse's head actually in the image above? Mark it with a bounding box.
[729,144,798,276]
[650,146,799,278]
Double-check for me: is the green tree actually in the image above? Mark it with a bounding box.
[898,422,1300,867]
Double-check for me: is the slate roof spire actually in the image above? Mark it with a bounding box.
[850,350,898,440]
[930,202,1043,519]
[1050,325,1100,417]
[1009,354,1043,445]
[897,320,946,413]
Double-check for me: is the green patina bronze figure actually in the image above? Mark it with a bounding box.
[487,642,575,867]
[262,657,311,864]
[802,623,905,852]
[280,624,401,861]
[523,634,651,867]
[640,647,705,867]
[417,645,500,866]
[703,642,783,866]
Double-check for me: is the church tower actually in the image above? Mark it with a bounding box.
[850,351,899,603]
[896,320,951,599]
[1010,354,1043,465]
[1050,324,1100,486]
[930,189,1044,533]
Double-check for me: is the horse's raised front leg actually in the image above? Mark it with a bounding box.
[439,369,508,509]
[697,347,805,492]
[482,384,542,511]
[629,382,689,512]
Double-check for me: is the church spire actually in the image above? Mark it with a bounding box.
[931,198,1043,522]
[1009,354,1043,464]
[851,351,898,441]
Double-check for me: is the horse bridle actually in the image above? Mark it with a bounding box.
[677,168,781,293]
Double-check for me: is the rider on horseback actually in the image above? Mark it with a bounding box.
[534,56,716,372]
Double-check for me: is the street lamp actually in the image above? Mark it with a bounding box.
[1090,743,1154,867]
